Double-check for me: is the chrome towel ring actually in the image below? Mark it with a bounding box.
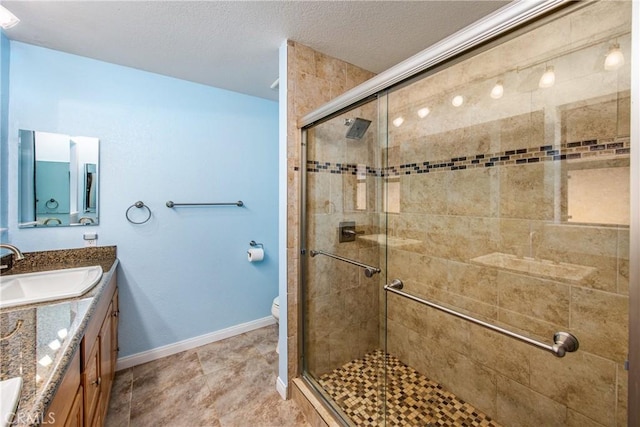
[45,198,59,210]
[126,201,152,224]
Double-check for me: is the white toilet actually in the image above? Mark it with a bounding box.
[271,296,280,353]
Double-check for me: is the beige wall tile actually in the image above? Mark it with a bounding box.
[497,308,562,343]
[562,97,622,143]
[570,287,628,363]
[566,410,606,427]
[386,292,429,334]
[529,350,616,425]
[569,1,632,45]
[431,348,498,418]
[497,376,568,427]
[498,111,544,152]
[447,261,498,306]
[446,168,494,216]
[387,249,447,286]
[293,43,316,78]
[400,173,448,215]
[497,271,571,327]
[346,63,375,90]
[468,326,531,385]
[407,278,498,321]
[499,163,554,220]
[617,229,629,295]
[314,51,346,83]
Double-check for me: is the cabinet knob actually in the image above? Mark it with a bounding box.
[91,377,102,386]
[112,310,120,317]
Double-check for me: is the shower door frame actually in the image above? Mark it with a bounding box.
[297,1,640,425]
[299,94,389,426]
[629,2,640,426]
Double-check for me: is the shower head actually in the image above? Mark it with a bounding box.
[344,118,371,140]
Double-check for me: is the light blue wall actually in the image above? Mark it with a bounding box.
[5,41,279,357]
[0,33,10,240]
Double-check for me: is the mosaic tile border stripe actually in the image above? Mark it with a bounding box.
[317,350,501,427]
[307,137,630,177]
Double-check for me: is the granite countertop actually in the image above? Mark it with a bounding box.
[0,246,118,427]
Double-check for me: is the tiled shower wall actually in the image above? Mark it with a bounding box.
[382,2,630,426]
[304,103,382,376]
[285,41,375,384]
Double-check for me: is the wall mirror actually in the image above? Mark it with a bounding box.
[18,130,100,227]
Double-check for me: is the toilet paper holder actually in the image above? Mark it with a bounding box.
[249,240,264,249]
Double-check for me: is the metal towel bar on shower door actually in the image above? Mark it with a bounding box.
[309,250,381,278]
[384,279,579,358]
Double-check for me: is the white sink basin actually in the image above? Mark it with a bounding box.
[0,377,22,427]
[0,266,103,309]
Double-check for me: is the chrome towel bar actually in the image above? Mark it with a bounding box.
[166,200,244,208]
[309,249,381,278]
[384,279,579,358]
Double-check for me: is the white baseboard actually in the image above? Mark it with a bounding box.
[276,376,288,400]
[116,316,276,371]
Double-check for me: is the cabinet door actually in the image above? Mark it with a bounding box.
[99,302,113,418]
[111,289,119,376]
[64,385,84,427]
[83,339,101,427]
[46,349,81,426]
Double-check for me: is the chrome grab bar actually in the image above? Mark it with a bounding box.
[309,250,381,278]
[384,279,579,358]
[166,200,244,208]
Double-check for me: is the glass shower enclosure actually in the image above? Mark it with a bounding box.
[301,2,632,426]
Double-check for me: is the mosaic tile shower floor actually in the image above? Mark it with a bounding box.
[318,350,501,427]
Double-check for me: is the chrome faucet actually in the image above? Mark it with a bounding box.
[0,244,24,260]
[0,244,25,271]
[79,217,95,224]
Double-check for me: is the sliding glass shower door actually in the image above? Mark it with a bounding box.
[383,2,631,425]
[301,98,389,425]
[302,2,631,426]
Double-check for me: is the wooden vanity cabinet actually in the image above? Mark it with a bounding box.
[43,271,118,427]
[46,348,83,426]
[80,273,119,427]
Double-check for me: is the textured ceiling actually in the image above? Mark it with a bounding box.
[2,1,509,101]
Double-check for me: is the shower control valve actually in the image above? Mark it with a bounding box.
[339,221,363,243]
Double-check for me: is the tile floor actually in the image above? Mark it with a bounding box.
[105,325,310,427]
[318,350,500,426]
